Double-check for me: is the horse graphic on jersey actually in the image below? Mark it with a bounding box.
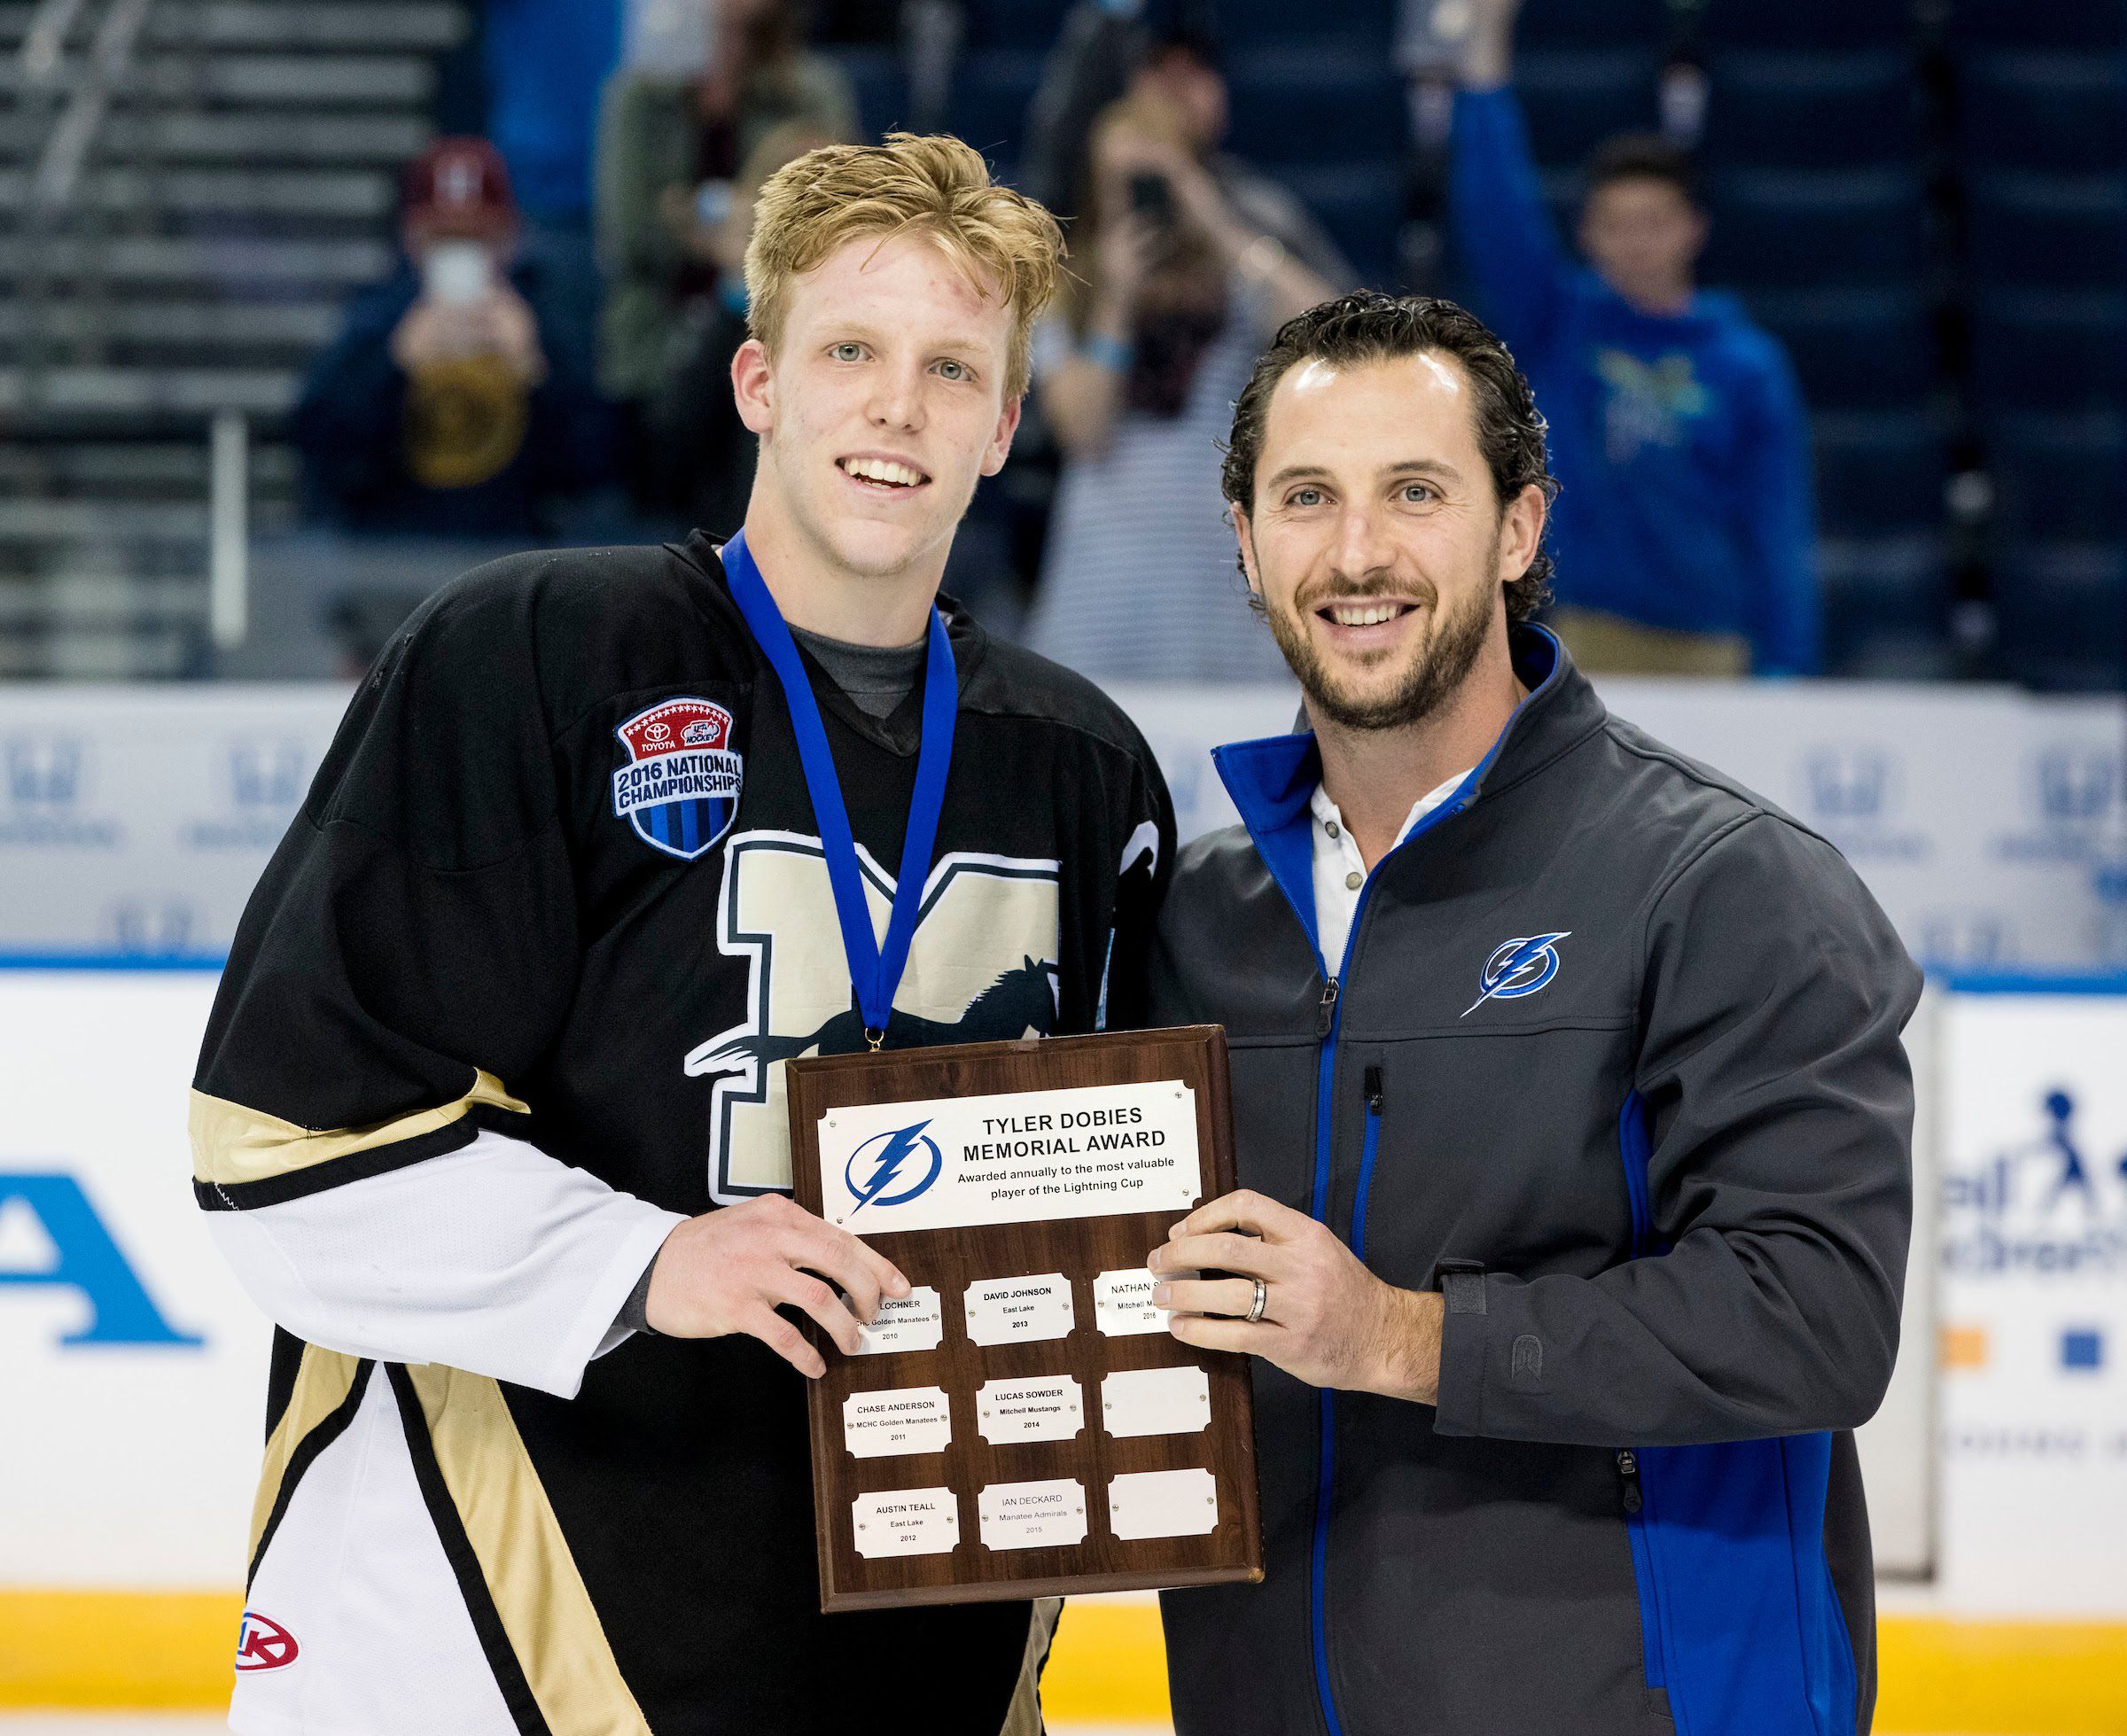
[689,956,1059,1074]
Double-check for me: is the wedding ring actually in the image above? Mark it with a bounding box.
[1245,1277,1268,1323]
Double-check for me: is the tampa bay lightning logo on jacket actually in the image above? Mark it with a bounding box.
[1462,931,1571,1017]
[612,697,743,860]
[846,1119,944,1212]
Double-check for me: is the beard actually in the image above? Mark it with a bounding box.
[1260,541,1501,733]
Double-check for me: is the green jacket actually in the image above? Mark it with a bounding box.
[595,57,856,398]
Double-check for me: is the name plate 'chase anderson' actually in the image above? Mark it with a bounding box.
[817,1080,1203,1234]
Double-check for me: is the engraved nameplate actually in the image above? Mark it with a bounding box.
[978,1478,1089,1552]
[852,1286,944,1356]
[976,1374,1085,1444]
[1102,1364,1212,1438]
[852,1487,960,1559]
[1108,1467,1219,1540]
[1094,1266,1191,1337]
[842,1385,952,1459]
[963,1273,1075,1346]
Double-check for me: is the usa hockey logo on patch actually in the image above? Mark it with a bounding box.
[612,697,743,861]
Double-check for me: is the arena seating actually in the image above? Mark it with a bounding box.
[1946,0,2126,688]
[1698,48,1917,171]
[1958,50,2127,176]
[1512,47,1663,168]
[1,0,2118,689]
[1513,0,1671,51]
[0,0,461,675]
[1947,0,2126,53]
[831,44,915,144]
[943,49,1047,171]
[1697,0,1915,53]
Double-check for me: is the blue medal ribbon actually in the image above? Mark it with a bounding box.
[720,527,957,1049]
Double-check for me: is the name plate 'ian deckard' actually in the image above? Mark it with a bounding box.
[977,1374,1084,1444]
[851,1287,944,1356]
[978,1479,1089,1552]
[843,1386,952,1459]
[816,1080,1201,1234]
[852,1488,960,1559]
[963,1273,1074,1346]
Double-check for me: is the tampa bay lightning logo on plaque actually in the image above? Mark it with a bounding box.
[845,1118,946,1214]
[612,697,744,861]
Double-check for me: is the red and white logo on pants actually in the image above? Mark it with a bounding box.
[235,1609,300,1671]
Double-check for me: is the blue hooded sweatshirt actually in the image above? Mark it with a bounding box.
[1452,87,1820,674]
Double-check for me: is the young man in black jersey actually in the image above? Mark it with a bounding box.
[193,134,1173,1736]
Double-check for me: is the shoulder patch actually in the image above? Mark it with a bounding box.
[613,697,743,861]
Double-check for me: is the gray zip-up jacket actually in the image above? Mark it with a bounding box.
[1148,627,1921,1736]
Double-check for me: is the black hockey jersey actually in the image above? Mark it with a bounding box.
[190,533,1174,1736]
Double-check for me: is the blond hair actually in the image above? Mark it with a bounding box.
[744,132,1064,399]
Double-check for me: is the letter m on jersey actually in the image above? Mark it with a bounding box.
[682,832,1060,1203]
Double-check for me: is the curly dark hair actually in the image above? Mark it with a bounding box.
[1221,292,1559,622]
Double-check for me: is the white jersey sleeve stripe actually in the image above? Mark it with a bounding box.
[205,1129,683,1399]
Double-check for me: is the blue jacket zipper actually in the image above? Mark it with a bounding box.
[1210,634,1560,1736]
[1305,971,1348,1736]
[1303,806,1466,1736]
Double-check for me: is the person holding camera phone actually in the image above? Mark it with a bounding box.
[1024,26,1352,683]
[291,137,612,536]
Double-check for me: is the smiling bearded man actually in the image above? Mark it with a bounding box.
[191,134,1173,1736]
[1145,292,1921,1736]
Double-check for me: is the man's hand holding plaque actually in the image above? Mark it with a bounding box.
[644,1193,912,1378]
[1149,1189,1446,1402]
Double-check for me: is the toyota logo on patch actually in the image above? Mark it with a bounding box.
[644,720,672,743]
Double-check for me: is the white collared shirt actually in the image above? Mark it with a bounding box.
[1309,769,1471,972]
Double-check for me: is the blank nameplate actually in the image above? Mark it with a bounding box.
[978,1479,1088,1551]
[977,1374,1084,1444]
[1102,1365,1211,1437]
[963,1273,1074,1346]
[852,1488,960,1559]
[842,1386,951,1459]
[1094,1266,1192,1337]
[852,1286,944,1356]
[1108,1467,1219,1540]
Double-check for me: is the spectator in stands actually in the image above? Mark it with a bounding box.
[634,119,842,536]
[596,0,856,418]
[291,138,612,537]
[1020,0,1217,221]
[1023,31,1351,682]
[1453,0,1819,676]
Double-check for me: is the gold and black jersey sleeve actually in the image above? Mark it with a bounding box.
[191,569,574,1211]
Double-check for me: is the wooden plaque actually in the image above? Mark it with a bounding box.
[786,1024,1263,1612]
